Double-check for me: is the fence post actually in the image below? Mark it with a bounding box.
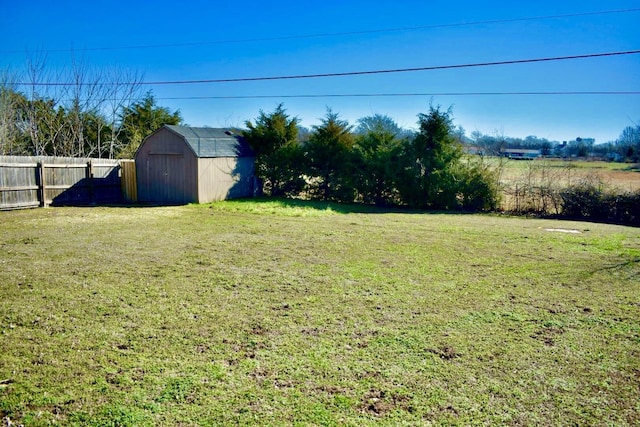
[87,160,95,205]
[37,161,47,207]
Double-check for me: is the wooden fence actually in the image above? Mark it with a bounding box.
[0,156,137,210]
[119,160,137,204]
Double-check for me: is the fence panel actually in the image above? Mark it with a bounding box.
[45,162,89,206]
[0,156,129,210]
[119,160,138,203]
[0,160,39,209]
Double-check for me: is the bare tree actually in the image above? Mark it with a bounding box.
[58,53,105,157]
[21,52,53,155]
[103,67,144,158]
[13,52,73,156]
[59,58,144,158]
[10,51,144,158]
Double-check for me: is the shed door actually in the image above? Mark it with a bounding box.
[145,153,188,204]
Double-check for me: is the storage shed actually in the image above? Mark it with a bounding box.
[136,125,256,204]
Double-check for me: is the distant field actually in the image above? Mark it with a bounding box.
[1,200,639,425]
[496,158,640,192]
[477,158,640,212]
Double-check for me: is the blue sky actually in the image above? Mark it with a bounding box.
[2,0,639,143]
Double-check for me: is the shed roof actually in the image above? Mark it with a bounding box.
[164,125,254,158]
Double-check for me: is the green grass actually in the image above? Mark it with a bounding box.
[1,200,639,425]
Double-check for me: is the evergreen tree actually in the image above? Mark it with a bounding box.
[396,105,499,211]
[244,104,304,196]
[353,115,404,205]
[397,105,463,209]
[305,110,355,201]
[117,92,182,158]
[0,87,30,155]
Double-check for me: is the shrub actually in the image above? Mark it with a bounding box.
[457,159,501,212]
[560,182,640,226]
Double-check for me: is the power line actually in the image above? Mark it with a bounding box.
[3,8,639,54]
[51,91,640,103]
[156,91,640,100]
[16,49,640,86]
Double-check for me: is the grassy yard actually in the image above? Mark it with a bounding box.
[1,200,639,425]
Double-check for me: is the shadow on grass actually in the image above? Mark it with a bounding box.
[58,201,187,209]
[56,196,481,217]
[215,196,475,215]
[589,257,640,279]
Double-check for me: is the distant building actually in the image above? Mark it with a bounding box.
[500,148,541,160]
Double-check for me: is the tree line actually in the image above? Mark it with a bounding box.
[242,105,639,221]
[0,60,181,158]
[244,104,500,211]
[468,127,640,161]
[0,86,181,159]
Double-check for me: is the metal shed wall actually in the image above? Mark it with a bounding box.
[136,129,198,204]
[197,157,255,202]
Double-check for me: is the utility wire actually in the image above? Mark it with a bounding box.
[54,92,640,103]
[156,91,640,100]
[16,49,640,86]
[3,7,639,54]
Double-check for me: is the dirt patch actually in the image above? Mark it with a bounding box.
[426,345,461,360]
[531,326,565,346]
[359,389,413,416]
